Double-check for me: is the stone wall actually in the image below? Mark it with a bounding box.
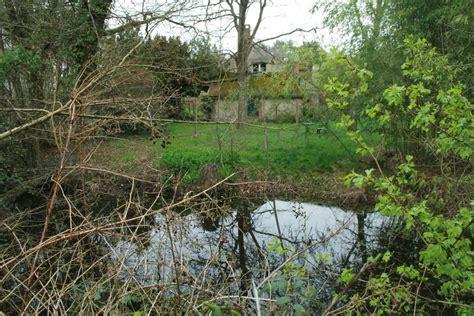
[214,99,239,122]
[258,99,303,120]
[213,98,304,122]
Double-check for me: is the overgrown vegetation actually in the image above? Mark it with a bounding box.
[324,37,473,315]
[0,0,472,314]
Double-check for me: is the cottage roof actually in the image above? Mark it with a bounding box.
[223,44,279,73]
[248,45,274,64]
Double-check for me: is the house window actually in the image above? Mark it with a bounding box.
[253,62,267,73]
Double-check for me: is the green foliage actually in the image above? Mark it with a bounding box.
[188,37,223,95]
[327,38,474,314]
[69,0,113,68]
[339,267,355,285]
[315,0,474,109]
[319,50,374,126]
[260,238,318,315]
[161,147,240,184]
[271,112,297,124]
[145,35,191,87]
[323,38,473,162]
[180,101,212,123]
[200,94,216,120]
[157,122,370,177]
[390,0,474,93]
[367,38,473,160]
[276,41,323,99]
[0,48,42,80]
[121,294,141,305]
[69,280,149,314]
[345,155,474,313]
[203,303,223,315]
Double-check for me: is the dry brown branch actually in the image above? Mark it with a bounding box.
[0,174,234,270]
[0,103,70,140]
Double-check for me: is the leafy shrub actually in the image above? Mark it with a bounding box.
[325,38,474,314]
[161,148,240,184]
[0,48,42,80]
[178,106,196,121]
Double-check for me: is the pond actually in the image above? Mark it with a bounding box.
[111,200,385,292]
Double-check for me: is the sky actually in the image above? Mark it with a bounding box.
[111,0,341,51]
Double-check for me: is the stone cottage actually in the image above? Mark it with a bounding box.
[207,43,308,122]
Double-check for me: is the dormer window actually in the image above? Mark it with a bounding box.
[253,62,267,73]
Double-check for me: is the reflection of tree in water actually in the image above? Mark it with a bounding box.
[110,199,392,313]
[193,201,369,306]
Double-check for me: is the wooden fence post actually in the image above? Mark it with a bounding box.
[264,118,269,169]
[193,99,198,137]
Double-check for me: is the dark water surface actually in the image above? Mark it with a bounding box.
[112,200,384,288]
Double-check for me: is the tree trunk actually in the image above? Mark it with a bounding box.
[356,212,367,263]
[237,204,251,293]
[235,2,251,129]
[75,0,113,71]
[237,65,249,128]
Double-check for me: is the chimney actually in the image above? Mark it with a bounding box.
[243,24,251,46]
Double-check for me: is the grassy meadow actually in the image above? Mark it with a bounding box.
[96,122,379,183]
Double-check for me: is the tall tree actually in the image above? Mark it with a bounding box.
[314,0,473,91]
[222,0,267,128]
[188,36,222,95]
[390,0,474,95]
[71,0,114,71]
[313,0,401,84]
[0,0,114,167]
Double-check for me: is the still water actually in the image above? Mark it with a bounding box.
[111,200,384,287]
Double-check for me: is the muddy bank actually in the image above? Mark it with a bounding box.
[171,164,376,211]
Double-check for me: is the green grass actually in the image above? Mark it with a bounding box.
[101,122,380,181]
[159,122,376,174]
[119,152,136,162]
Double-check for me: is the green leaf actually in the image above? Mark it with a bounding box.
[122,295,141,304]
[447,226,462,239]
[382,251,391,263]
[271,278,288,292]
[293,278,305,289]
[340,268,355,284]
[204,303,223,316]
[294,304,305,315]
[276,296,292,305]
[92,291,102,301]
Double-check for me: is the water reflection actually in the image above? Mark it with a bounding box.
[112,200,383,289]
